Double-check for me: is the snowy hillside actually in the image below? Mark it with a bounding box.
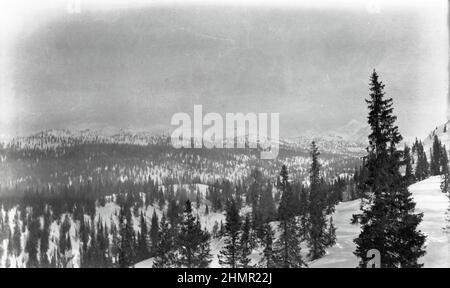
[311,176,450,268]
[308,199,360,267]
[423,120,450,154]
[332,119,370,144]
[133,176,450,268]
[408,177,450,267]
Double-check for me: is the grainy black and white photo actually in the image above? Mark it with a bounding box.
[0,0,449,269]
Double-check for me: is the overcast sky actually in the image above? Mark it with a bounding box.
[0,0,448,140]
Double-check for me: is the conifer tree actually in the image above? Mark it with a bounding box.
[430,135,442,175]
[153,214,176,268]
[219,220,225,237]
[326,217,337,247]
[96,220,110,267]
[110,221,120,266]
[149,210,159,255]
[353,70,426,268]
[307,142,333,260]
[137,211,149,261]
[218,199,241,268]
[274,165,306,268]
[238,214,253,268]
[260,223,276,268]
[259,182,277,223]
[12,212,21,259]
[212,221,219,238]
[25,212,42,268]
[118,204,136,268]
[177,200,212,268]
[58,215,73,268]
[40,210,51,267]
[403,144,415,185]
[415,142,429,181]
[79,218,90,265]
[298,187,310,240]
[440,145,448,176]
[86,225,100,267]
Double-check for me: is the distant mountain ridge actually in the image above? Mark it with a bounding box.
[5,124,367,156]
[291,119,370,145]
[7,128,171,149]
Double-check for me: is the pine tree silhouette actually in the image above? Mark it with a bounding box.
[353,70,426,268]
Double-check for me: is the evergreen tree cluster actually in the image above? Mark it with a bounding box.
[217,143,338,268]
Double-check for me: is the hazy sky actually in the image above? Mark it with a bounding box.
[0,0,448,140]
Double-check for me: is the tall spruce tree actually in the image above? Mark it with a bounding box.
[177,200,212,268]
[274,165,306,268]
[96,220,110,267]
[440,145,448,175]
[353,70,426,268]
[26,212,42,267]
[430,135,442,175]
[260,222,276,268]
[415,141,429,181]
[403,144,415,186]
[403,145,414,185]
[86,224,100,267]
[298,186,310,240]
[12,213,21,259]
[153,214,176,268]
[326,217,337,247]
[238,214,253,268]
[40,210,51,267]
[137,211,149,261]
[149,210,159,255]
[259,181,277,223]
[307,142,330,260]
[118,204,136,268]
[218,199,241,268]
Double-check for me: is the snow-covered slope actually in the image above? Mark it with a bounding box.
[312,176,450,268]
[308,199,361,268]
[134,176,450,268]
[408,176,450,267]
[329,119,370,144]
[423,120,450,153]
